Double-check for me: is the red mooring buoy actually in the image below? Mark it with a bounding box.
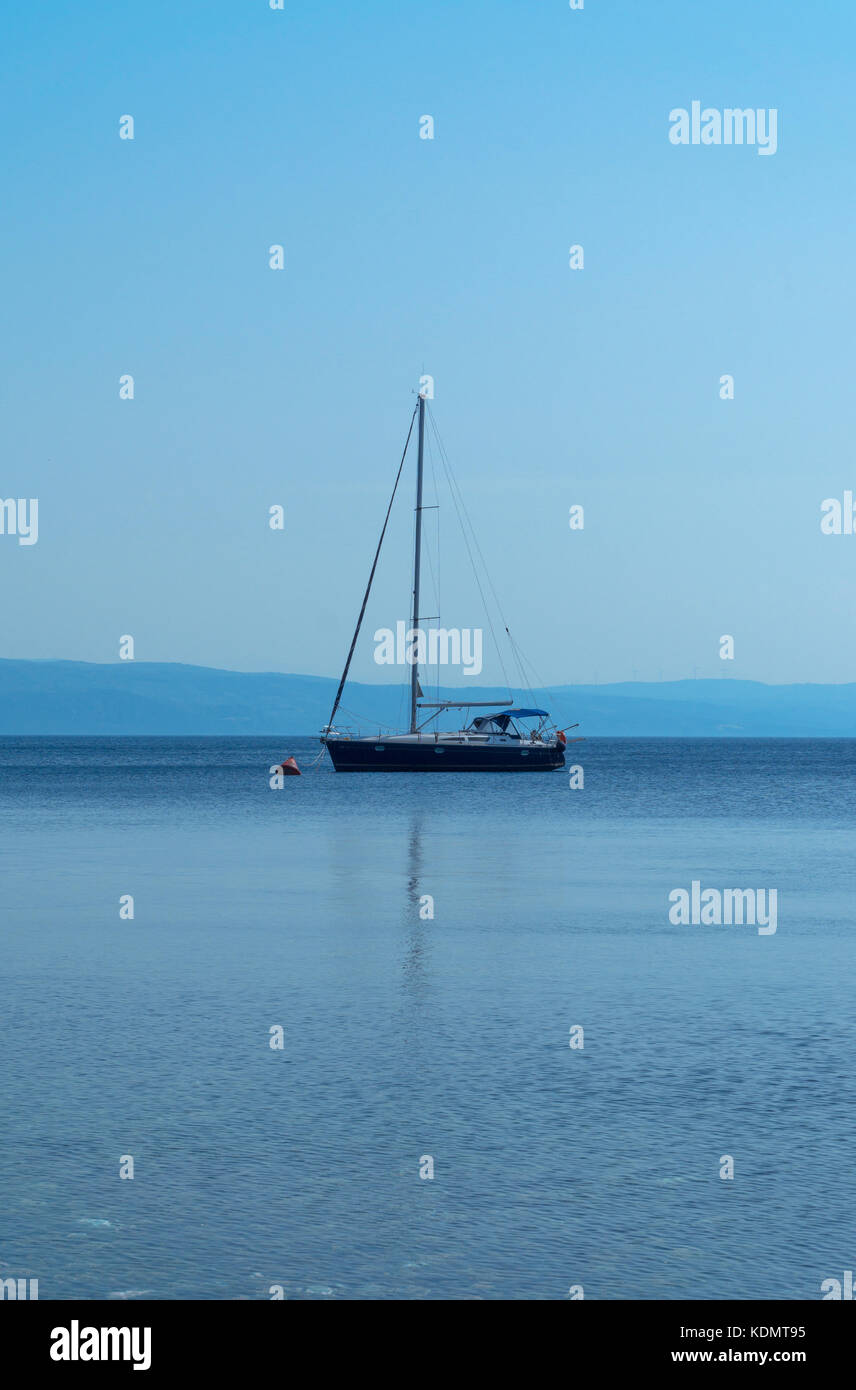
[278,756,301,776]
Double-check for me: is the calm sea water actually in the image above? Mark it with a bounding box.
[1,737,854,1301]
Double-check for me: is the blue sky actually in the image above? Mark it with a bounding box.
[1,0,854,685]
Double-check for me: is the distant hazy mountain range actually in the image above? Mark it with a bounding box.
[0,660,853,736]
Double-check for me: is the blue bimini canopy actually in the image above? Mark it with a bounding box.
[505,708,549,718]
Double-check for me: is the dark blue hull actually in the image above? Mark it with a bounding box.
[324,739,565,772]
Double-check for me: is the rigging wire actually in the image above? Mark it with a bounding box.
[426,405,519,700]
[504,633,574,732]
[426,406,544,706]
[423,426,442,702]
[337,701,402,732]
[325,400,419,731]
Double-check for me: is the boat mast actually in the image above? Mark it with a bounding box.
[410,392,426,733]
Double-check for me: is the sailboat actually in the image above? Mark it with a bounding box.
[320,392,570,771]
